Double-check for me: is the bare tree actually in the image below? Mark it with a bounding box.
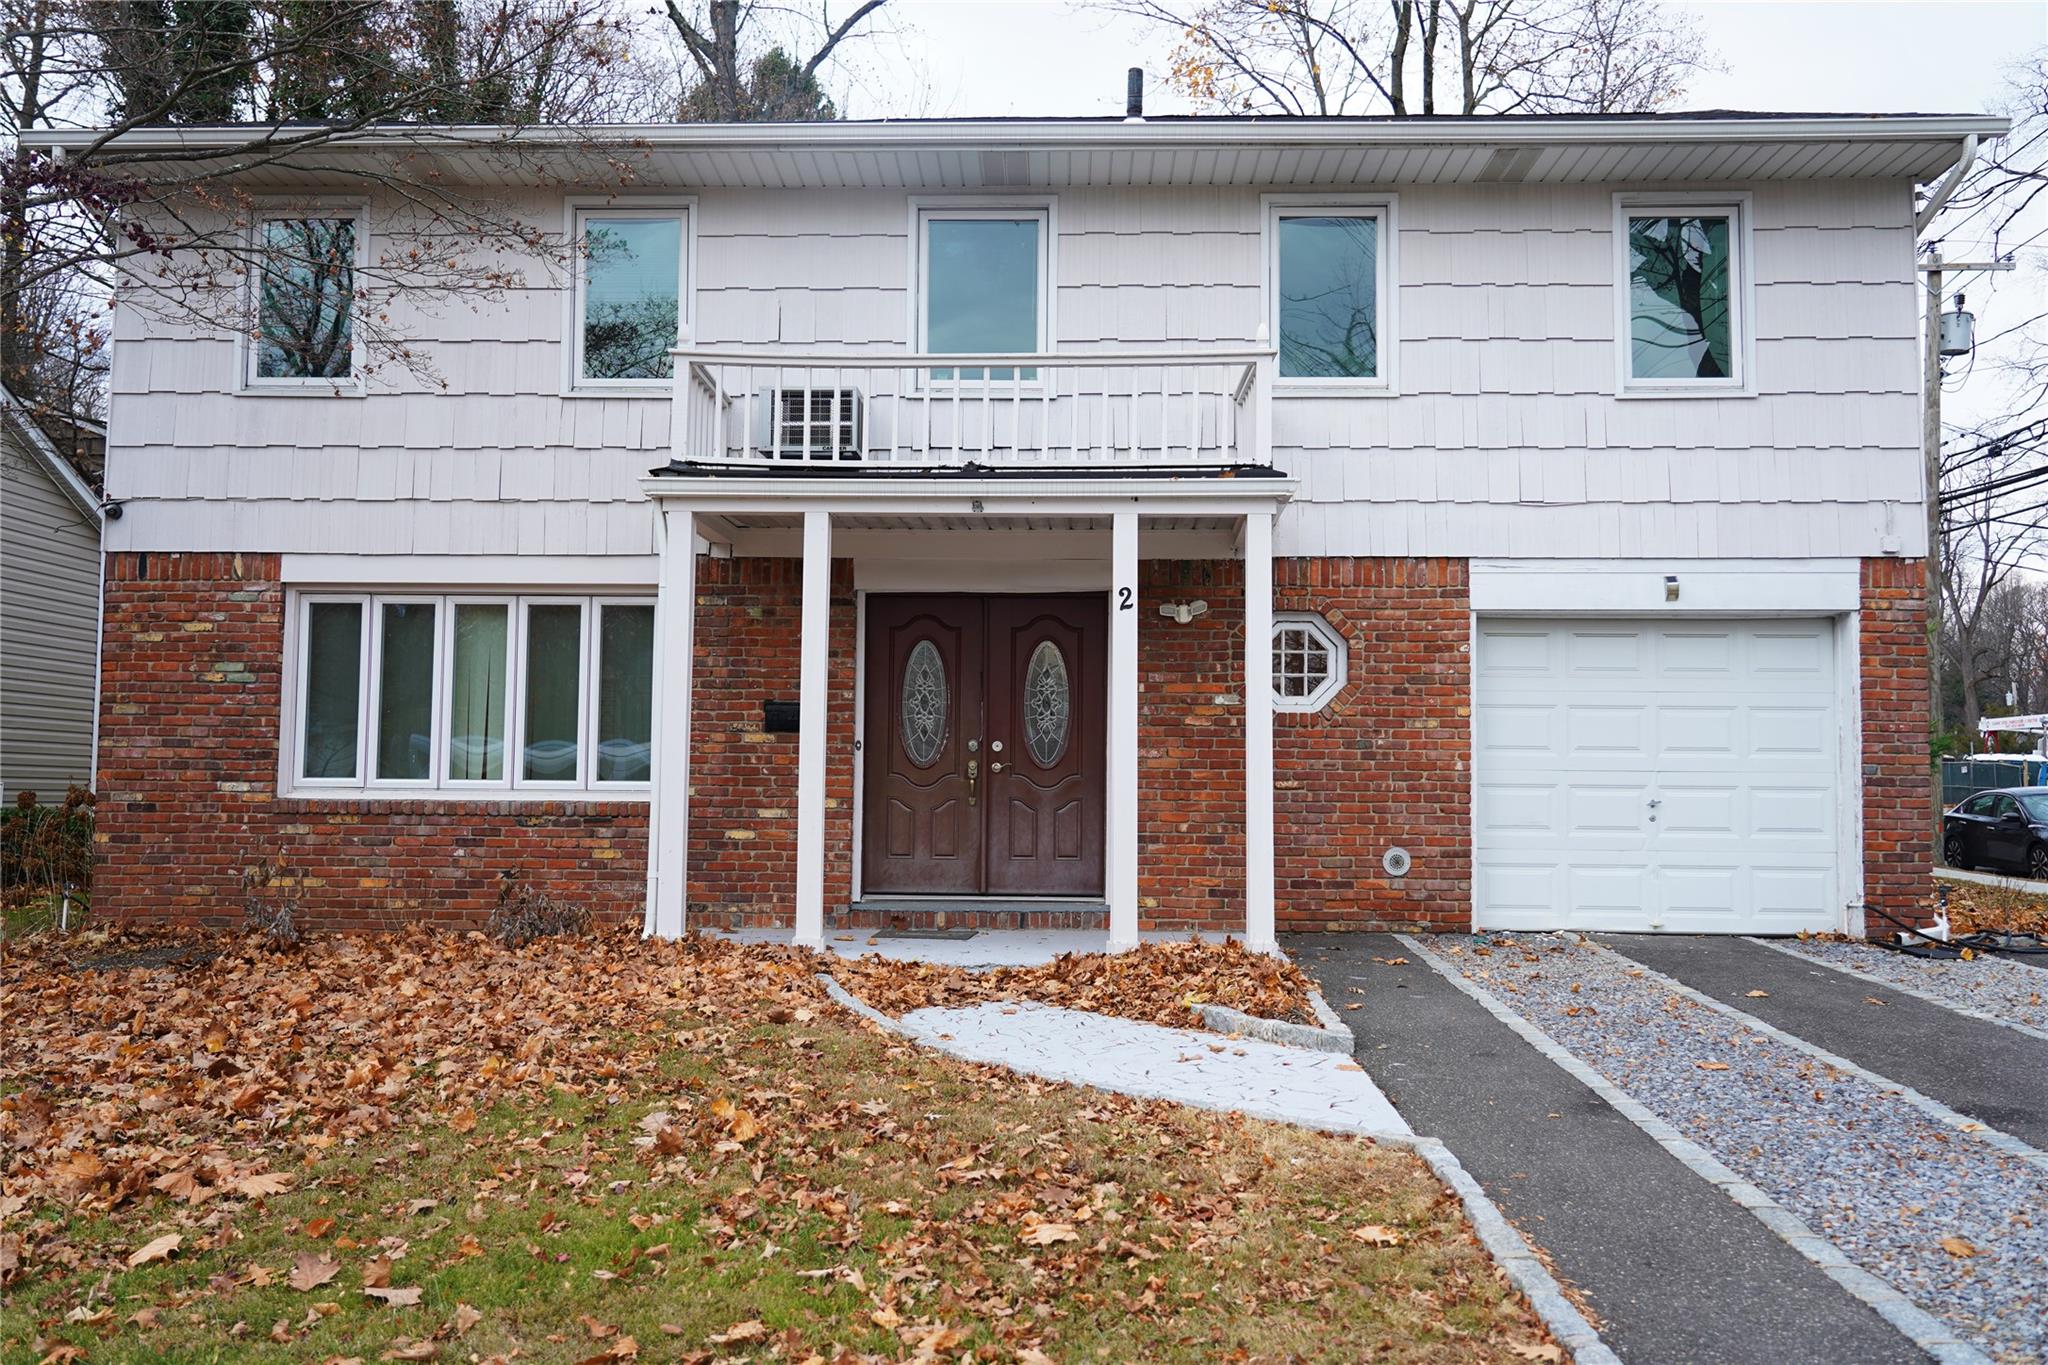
[1106,0,1712,117]
[660,0,889,121]
[2,0,673,397]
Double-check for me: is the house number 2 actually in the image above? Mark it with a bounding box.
[1117,586,1134,611]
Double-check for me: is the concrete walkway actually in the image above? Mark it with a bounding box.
[1285,932,1923,1365]
[891,998,1411,1136]
[1603,934,2048,1151]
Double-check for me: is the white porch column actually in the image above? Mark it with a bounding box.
[794,510,832,949]
[1243,509,1277,954]
[647,507,696,939]
[1108,511,1140,951]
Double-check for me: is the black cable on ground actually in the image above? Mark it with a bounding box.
[1866,891,2048,956]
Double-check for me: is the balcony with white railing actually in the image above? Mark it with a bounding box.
[669,335,1277,472]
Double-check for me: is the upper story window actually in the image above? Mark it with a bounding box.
[250,208,361,386]
[572,203,690,387]
[1616,195,1751,394]
[291,591,654,796]
[1266,197,1395,393]
[916,205,1049,381]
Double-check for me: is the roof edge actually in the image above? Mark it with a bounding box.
[19,112,2011,157]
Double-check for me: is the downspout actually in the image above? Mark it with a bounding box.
[1916,133,1977,236]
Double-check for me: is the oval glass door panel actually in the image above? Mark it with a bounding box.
[1023,640,1070,767]
[900,639,948,766]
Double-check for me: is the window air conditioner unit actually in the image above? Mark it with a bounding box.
[757,386,864,461]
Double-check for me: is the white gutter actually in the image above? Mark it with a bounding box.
[19,113,2011,157]
[1916,133,1979,235]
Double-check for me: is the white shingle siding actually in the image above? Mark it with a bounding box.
[2,420,101,802]
[103,179,1922,562]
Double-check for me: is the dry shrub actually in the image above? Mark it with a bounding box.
[487,871,591,947]
[240,860,303,952]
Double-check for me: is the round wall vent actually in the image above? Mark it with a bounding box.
[1382,846,1412,878]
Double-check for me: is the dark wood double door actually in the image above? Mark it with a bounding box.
[863,595,1105,897]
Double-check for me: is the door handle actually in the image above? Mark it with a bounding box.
[967,758,978,806]
[990,761,1006,773]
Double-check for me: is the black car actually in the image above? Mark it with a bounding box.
[1942,786,2048,878]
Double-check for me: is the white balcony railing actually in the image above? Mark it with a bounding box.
[670,336,1277,470]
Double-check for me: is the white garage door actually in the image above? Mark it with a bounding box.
[1474,618,1842,934]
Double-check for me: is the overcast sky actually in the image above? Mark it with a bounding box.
[827,0,2044,432]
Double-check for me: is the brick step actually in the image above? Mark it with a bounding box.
[834,899,1108,932]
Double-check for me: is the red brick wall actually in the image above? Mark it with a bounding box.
[1137,558,1472,933]
[686,557,856,927]
[1859,557,1934,930]
[97,554,647,930]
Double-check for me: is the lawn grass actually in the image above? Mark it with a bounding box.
[3,929,1553,1362]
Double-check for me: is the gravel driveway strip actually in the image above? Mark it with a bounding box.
[1768,939,2048,1039]
[1429,934,2048,1364]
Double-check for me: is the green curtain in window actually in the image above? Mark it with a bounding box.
[302,601,362,779]
[447,603,508,782]
[597,605,654,782]
[375,602,436,781]
[523,604,582,781]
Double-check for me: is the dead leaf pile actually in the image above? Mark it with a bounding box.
[1938,881,2048,937]
[831,935,1318,1027]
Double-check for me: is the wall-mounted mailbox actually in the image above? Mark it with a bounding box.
[763,700,801,734]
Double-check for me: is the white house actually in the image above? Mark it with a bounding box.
[28,111,2003,941]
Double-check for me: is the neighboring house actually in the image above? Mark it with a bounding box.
[1,384,104,805]
[24,111,2006,943]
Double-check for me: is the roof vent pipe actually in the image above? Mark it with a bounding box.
[1126,68,1144,121]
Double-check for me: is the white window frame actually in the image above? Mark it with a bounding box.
[366,596,444,790]
[1272,612,1348,713]
[564,197,696,395]
[439,594,516,793]
[292,594,372,786]
[1612,191,1755,398]
[280,590,654,800]
[243,199,369,394]
[1262,193,1398,397]
[591,597,658,787]
[909,199,1055,385]
[512,597,592,790]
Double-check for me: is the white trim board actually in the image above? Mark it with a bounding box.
[281,554,659,586]
[1469,558,1862,614]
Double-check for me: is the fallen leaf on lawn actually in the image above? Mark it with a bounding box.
[1017,1350,1057,1365]
[380,1341,438,1361]
[1022,1221,1079,1246]
[1745,990,1769,998]
[1350,1225,1404,1247]
[126,1233,182,1268]
[363,1256,392,1288]
[66,1304,112,1325]
[304,1217,335,1239]
[1940,1236,1982,1258]
[450,1303,482,1337]
[1508,1344,1563,1362]
[290,1252,341,1291]
[1694,1061,1730,1072]
[36,1347,85,1364]
[365,1286,423,1307]
[447,1108,477,1134]
[709,1319,767,1344]
[234,1171,293,1198]
[581,1315,618,1339]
